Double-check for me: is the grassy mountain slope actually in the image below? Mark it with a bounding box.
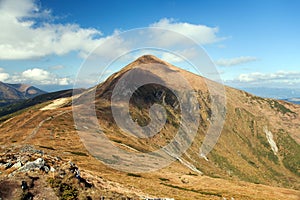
[0,55,299,199]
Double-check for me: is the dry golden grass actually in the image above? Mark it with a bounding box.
[0,55,299,199]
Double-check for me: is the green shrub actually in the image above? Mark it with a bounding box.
[59,183,78,200]
[48,178,78,200]
[277,130,300,176]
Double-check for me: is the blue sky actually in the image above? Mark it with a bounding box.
[0,0,299,93]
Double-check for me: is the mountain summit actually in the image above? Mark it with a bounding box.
[133,54,169,64]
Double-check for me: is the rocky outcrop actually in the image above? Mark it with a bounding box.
[17,158,45,173]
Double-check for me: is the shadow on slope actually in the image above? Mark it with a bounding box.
[0,89,84,120]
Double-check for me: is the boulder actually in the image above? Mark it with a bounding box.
[17,158,45,172]
[12,161,22,169]
[43,166,50,173]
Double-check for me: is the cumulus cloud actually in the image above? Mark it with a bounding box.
[150,18,225,45]
[0,73,10,82]
[0,68,71,85]
[0,0,102,60]
[22,68,51,81]
[238,71,300,83]
[0,0,225,62]
[224,71,300,89]
[0,69,10,81]
[82,19,224,62]
[215,56,258,67]
[20,68,71,85]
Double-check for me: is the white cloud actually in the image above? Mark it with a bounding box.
[22,68,51,81]
[87,20,224,63]
[238,71,300,82]
[0,0,225,63]
[0,72,10,82]
[0,0,102,60]
[58,77,69,85]
[224,71,300,89]
[215,56,258,67]
[233,71,300,88]
[0,67,10,82]
[20,68,71,85]
[0,67,71,85]
[150,18,225,45]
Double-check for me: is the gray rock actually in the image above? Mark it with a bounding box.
[44,166,50,173]
[17,158,45,172]
[12,161,22,168]
[20,145,43,155]
[69,161,75,167]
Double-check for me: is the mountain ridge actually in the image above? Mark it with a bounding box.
[284,97,300,105]
[0,81,46,106]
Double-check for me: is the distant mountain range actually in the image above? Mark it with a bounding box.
[241,87,300,104]
[0,81,46,106]
[241,87,300,99]
[284,97,300,105]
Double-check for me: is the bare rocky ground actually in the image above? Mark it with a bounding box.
[0,145,141,200]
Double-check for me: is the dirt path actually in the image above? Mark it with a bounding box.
[24,110,72,142]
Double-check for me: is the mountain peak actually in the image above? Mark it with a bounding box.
[133,55,168,65]
[0,82,46,106]
[117,55,173,74]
